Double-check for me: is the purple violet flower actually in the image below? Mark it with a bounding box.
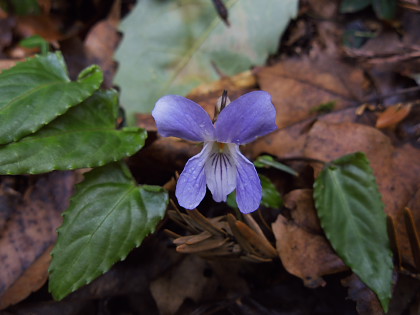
[152,91,278,213]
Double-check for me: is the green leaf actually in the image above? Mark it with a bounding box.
[254,155,298,176]
[114,0,298,122]
[19,35,49,55]
[0,0,40,15]
[0,52,103,144]
[310,101,336,114]
[227,174,282,209]
[260,174,283,209]
[340,0,371,13]
[227,190,238,209]
[313,152,393,312]
[0,90,147,174]
[372,0,396,20]
[49,162,168,300]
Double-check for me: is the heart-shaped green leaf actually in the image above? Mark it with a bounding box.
[314,152,393,312]
[0,52,103,144]
[0,90,146,174]
[49,162,168,300]
[114,0,298,121]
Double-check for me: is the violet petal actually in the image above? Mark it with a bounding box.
[153,95,215,142]
[234,147,262,213]
[175,143,212,209]
[204,143,237,202]
[215,91,277,144]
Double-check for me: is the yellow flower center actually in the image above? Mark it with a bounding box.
[217,142,225,152]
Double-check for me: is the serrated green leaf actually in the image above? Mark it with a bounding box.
[0,52,103,144]
[227,174,282,209]
[372,0,396,20]
[114,0,298,121]
[0,90,146,174]
[340,0,371,13]
[313,152,393,312]
[49,162,168,300]
[254,155,298,176]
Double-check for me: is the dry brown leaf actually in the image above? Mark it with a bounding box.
[167,209,276,262]
[307,0,338,19]
[135,113,158,132]
[273,189,347,288]
[244,119,312,160]
[256,56,369,128]
[0,185,19,233]
[376,103,413,128]
[227,215,277,259]
[404,207,420,270]
[0,7,7,19]
[150,255,217,315]
[0,59,20,72]
[15,15,65,43]
[283,189,322,233]
[0,17,14,51]
[408,188,420,233]
[188,70,257,98]
[0,245,53,309]
[395,188,420,273]
[84,0,121,88]
[388,274,420,315]
[37,0,52,14]
[303,120,420,267]
[341,274,384,315]
[0,172,75,309]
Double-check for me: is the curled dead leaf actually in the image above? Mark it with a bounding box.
[227,214,277,261]
[376,103,413,128]
[272,189,347,288]
[166,208,276,262]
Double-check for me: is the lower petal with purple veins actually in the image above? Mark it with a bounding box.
[176,143,213,209]
[205,142,237,202]
[233,146,262,213]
